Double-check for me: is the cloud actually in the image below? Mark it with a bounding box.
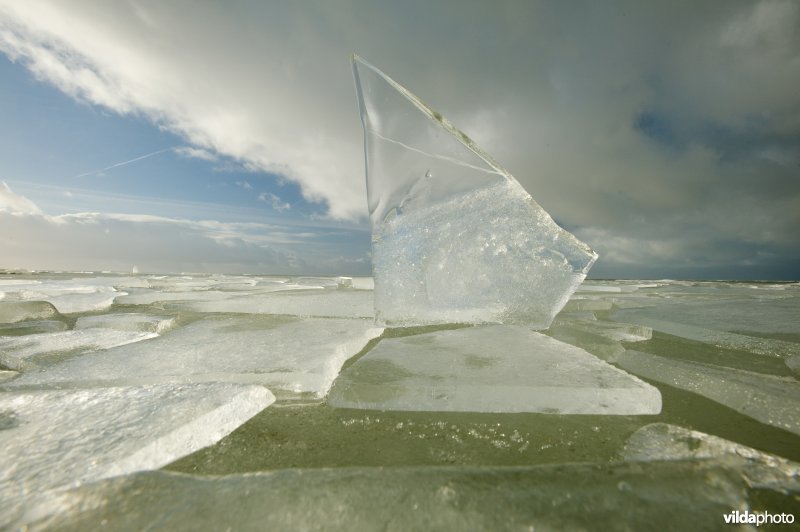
[0,181,42,215]
[0,1,367,219]
[258,192,291,212]
[0,182,366,274]
[174,146,218,162]
[235,180,253,190]
[0,1,798,278]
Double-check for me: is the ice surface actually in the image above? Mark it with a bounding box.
[0,279,124,313]
[352,55,597,327]
[18,461,748,531]
[617,350,800,436]
[611,294,800,336]
[0,320,68,336]
[611,313,799,358]
[40,291,120,313]
[10,315,383,397]
[545,317,649,363]
[114,289,245,305]
[553,317,652,342]
[0,370,18,382]
[622,423,800,492]
[183,289,374,319]
[0,301,61,323]
[0,329,158,370]
[787,355,800,377]
[561,298,614,312]
[74,313,175,334]
[328,325,660,414]
[0,383,273,522]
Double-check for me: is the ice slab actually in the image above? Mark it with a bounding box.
[0,301,61,323]
[622,423,800,492]
[611,296,800,336]
[0,320,68,336]
[352,55,596,328]
[36,290,120,314]
[617,350,800,436]
[0,280,123,313]
[183,289,374,319]
[0,370,18,383]
[74,313,175,334]
[0,383,273,522]
[561,298,614,312]
[610,313,799,358]
[553,317,652,342]
[576,284,623,293]
[0,329,158,371]
[18,461,749,531]
[787,355,800,377]
[11,316,383,398]
[328,325,660,414]
[114,289,244,305]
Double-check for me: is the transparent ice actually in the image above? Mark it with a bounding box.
[0,383,273,521]
[623,423,800,492]
[328,325,660,414]
[10,315,382,398]
[19,461,748,531]
[352,55,597,327]
[617,350,800,436]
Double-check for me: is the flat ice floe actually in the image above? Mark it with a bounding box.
[622,423,800,492]
[18,460,748,531]
[0,301,61,323]
[74,313,175,334]
[183,289,375,319]
[610,313,799,358]
[0,279,127,313]
[0,328,158,370]
[328,325,661,414]
[0,383,273,522]
[10,315,382,397]
[617,350,800,436]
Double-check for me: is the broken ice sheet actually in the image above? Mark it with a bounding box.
[352,55,597,328]
[0,301,61,323]
[611,312,799,358]
[0,320,68,337]
[19,461,748,531]
[0,328,158,371]
[183,289,374,319]
[787,355,800,377]
[552,317,652,343]
[622,423,800,493]
[617,350,800,436]
[0,383,273,522]
[328,325,660,414]
[0,279,124,314]
[10,315,383,398]
[74,313,175,334]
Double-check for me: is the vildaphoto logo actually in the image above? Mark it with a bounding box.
[724,510,795,526]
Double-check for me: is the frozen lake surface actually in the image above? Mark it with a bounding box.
[1,272,798,529]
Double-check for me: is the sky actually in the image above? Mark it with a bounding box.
[0,1,798,279]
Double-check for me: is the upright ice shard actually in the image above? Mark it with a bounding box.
[352,55,597,327]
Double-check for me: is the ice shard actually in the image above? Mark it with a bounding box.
[352,55,597,327]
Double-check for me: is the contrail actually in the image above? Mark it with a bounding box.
[71,147,177,178]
